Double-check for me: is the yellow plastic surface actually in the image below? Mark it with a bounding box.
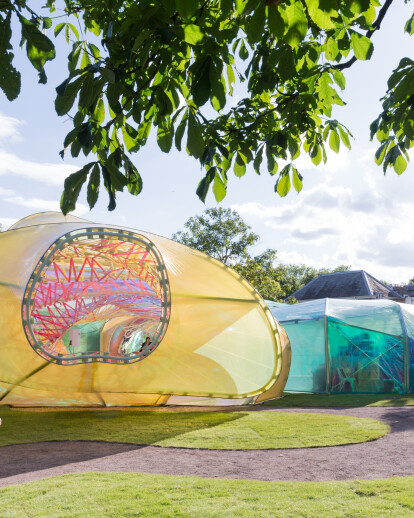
[0,212,289,406]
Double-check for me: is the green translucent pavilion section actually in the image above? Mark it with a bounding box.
[0,212,290,407]
[270,298,414,394]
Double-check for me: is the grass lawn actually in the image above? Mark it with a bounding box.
[264,393,414,408]
[1,472,414,517]
[0,407,388,449]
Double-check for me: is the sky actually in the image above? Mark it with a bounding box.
[1,3,414,285]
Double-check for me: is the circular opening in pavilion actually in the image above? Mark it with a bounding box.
[22,229,170,365]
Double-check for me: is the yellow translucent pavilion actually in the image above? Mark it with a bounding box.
[0,212,290,407]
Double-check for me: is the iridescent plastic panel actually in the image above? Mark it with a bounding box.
[272,299,326,393]
[328,299,403,336]
[328,318,405,394]
[399,305,414,393]
[283,320,326,393]
[271,298,413,394]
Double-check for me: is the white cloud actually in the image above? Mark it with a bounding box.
[291,227,339,241]
[232,148,414,284]
[233,184,354,235]
[291,147,352,174]
[4,196,61,211]
[0,112,90,222]
[0,113,24,143]
[0,186,14,196]
[0,217,17,230]
[0,150,78,186]
[276,250,318,266]
[3,196,89,217]
[0,112,79,187]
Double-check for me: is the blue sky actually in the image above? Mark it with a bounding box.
[1,3,414,284]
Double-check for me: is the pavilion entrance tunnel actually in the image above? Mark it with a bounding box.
[23,229,170,366]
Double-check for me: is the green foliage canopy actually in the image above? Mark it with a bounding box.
[0,0,410,212]
[234,249,285,301]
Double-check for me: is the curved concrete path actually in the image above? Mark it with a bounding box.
[0,406,413,487]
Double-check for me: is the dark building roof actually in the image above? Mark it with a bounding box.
[391,285,414,297]
[290,270,404,302]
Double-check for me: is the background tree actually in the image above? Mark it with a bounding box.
[378,278,391,286]
[172,207,259,264]
[0,0,411,213]
[234,249,284,301]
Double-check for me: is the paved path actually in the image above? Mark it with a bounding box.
[0,406,413,487]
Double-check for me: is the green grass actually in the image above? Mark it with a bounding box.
[2,472,414,517]
[0,407,388,449]
[264,393,414,408]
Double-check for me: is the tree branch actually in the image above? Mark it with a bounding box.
[335,0,394,71]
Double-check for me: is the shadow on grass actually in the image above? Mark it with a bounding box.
[264,393,414,435]
[0,408,243,480]
[264,393,414,408]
